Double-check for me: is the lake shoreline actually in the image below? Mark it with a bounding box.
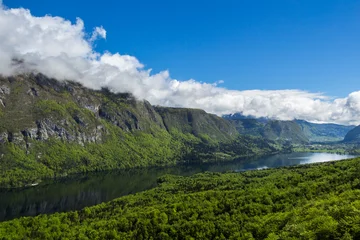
[0,152,356,222]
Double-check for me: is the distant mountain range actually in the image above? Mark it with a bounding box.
[223,113,356,143]
[295,120,355,143]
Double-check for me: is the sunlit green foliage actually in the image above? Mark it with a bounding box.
[0,123,278,188]
[2,158,360,239]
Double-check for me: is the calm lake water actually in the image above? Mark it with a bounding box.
[0,152,355,222]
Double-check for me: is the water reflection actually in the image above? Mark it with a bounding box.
[0,152,355,221]
[239,152,355,170]
[298,153,353,164]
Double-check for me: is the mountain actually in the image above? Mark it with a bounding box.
[224,114,309,143]
[0,74,278,188]
[295,120,355,142]
[226,118,308,144]
[227,118,265,137]
[343,125,360,143]
[224,114,354,143]
[155,107,237,141]
[223,113,270,123]
[262,120,309,144]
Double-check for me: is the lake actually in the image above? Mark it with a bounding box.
[0,152,355,222]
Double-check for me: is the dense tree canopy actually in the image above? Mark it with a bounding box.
[1,157,360,239]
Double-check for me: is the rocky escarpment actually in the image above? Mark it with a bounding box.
[0,74,166,149]
[0,73,250,188]
[0,74,238,150]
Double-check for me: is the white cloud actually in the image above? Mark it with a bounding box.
[0,4,359,125]
[90,26,106,42]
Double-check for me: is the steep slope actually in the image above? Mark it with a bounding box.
[262,120,309,144]
[0,74,179,187]
[223,113,269,123]
[296,120,355,142]
[343,125,360,143]
[224,114,308,143]
[0,74,166,144]
[155,107,237,142]
[227,119,265,137]
[0,74,278,188]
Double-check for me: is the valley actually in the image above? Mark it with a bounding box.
[0,74,358,189]
[0,74,359,239]
[1,1,360,238]
[1,152,354,222]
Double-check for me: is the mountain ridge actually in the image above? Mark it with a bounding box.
[0,74,278,188]
[224,113,355,143]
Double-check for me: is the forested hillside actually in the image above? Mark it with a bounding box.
[0,74,279,188]
[343,125,360,143]
[227,119,265,137]
[262,120,309,144]
[1,157,360,239]
[228,119,309,144]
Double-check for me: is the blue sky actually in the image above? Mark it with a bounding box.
[5,0,360,97]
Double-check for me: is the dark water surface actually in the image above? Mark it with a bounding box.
[0,152,355,221]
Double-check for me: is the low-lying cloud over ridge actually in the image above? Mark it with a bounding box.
[0,3,359,125]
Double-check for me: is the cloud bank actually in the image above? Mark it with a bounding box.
[0,4,359,125]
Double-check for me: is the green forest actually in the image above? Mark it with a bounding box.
[0,125,279,188]
[1,157,360,239]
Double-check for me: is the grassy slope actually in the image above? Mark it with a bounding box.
[1,157,360,239]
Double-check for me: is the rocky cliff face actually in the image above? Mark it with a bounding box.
[0,74,156,149]
[1,74,101,147]
[0,73,244,188]
[0,74,237,149]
